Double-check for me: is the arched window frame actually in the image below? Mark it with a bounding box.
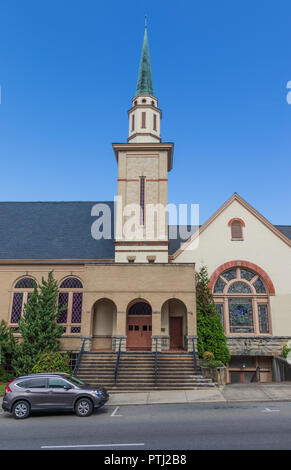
[212,267,271,336]
[228,218,245,240]
[58,277,83,334]
[9,277,36,330]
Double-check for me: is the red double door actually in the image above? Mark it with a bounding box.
[127,315,152,351]
[127,315,184,351]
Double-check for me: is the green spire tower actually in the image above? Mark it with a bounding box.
[127,18,163,143]
[135,17,154,96]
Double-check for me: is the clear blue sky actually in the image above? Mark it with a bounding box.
[0,0,290,225]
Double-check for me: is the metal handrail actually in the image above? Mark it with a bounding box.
[114,338,122,386]
[154,337,158,387]
[73,338,86,377]
[192,338,199,373]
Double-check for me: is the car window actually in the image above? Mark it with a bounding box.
[17,378,47,388]
[48,378,70,388]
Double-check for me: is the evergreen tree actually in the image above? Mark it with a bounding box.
[12,272,65,376]
[196,265,230,364]
[0,320,16,364]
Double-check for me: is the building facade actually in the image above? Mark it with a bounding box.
[0,24,290,383]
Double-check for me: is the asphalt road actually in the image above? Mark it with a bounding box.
[1,401,291,450]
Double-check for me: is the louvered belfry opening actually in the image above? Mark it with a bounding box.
[231,220,243,239]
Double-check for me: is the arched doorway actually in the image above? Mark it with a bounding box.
[92,298,117,350]
[126,300,152,351]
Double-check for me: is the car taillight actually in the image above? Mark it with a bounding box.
[5,381,14,393]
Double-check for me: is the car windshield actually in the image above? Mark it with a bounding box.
[65,376,86,387]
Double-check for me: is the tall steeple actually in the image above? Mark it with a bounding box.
[113,18,174,263]
[127,18,162,143]
[135,17,154,96]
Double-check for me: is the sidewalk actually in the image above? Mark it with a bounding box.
[108,382,291,406]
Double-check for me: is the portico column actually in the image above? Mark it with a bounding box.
[80,293,92,352]
[114,311,127,352]
[152,310,162,352]
[186,309,197,353]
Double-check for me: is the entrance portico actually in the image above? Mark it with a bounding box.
[80,263,196,353]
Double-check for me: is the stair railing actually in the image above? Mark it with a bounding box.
[114,338,122,386]
[191,337,199,373]
[73,338,86,377]
[154,337,158,387]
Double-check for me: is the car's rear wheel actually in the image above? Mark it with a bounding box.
[75,398,93,417]
[12,400,30,419]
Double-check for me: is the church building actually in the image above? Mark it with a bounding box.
[0,24,290,384]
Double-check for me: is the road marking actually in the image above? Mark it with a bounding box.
[41,443,144,449]
[261,408,280,413]
[111,406,122,417]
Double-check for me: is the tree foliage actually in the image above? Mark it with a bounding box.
[196,265,231,365]
[32,351,72,375]
[12,272,65,376]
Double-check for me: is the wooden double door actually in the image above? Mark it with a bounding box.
[127,315,152,351]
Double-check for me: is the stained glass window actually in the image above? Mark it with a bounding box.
[222,269,237,281]
[258,304,269,333]
[229,298,254,333]
[140,177,145,226]
[241,269,255,281]
[213,266,271,335]
[11,293,23,323]
[253,278,266,294]
[60,278,83,289]
[128,302,152,315]
[15,278,35,289]
[72,293,83,323]
[58,293,68,323]
[215,304,224,326]
[214,277,226,293]
[228,281,252,294]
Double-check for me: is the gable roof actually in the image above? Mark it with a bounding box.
[0,202,115,261]
[0,197,290,262]
[171,193,291,260]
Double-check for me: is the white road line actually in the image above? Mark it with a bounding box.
[261,408,280,413]
[41,443,145,449]
[111,406,122,417]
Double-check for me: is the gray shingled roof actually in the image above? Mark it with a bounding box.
[0,202,289,260]
[0,202,115,260]
[274,225,291,240]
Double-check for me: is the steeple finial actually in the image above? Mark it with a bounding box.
[135,18,154,96]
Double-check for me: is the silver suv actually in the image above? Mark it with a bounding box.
[2,373,109,419]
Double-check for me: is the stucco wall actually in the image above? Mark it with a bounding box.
[174,199,291,337]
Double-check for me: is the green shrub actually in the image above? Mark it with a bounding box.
[32,351,72,375]
[283,343,291,359]
[0,365,15,383]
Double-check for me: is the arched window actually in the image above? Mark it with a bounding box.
[58,278,83,334]
[10,277,35,327]
[213,267,270,335]
[231,220,243,239]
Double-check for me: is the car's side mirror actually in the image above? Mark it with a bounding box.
[63,385,72,390]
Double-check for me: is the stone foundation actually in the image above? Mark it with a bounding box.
[227,336,290,356]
